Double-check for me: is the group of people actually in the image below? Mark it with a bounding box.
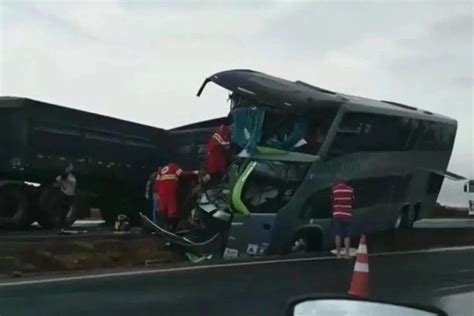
[143,123,356,259]
[145,125,232,231]
[53,123,355,258]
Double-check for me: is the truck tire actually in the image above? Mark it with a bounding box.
[0,184,33,229]
[37,185,80,229]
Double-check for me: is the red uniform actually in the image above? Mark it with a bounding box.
[204,125,231,176]
[155,163,183,219]
[331,182,354,221]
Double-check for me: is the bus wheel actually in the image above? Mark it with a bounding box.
[63,203,80,228]
[395,205,413,229]
[291,237,308,252]
[291,229,322,253]
[394,214,403,229]
[413,202,421,223]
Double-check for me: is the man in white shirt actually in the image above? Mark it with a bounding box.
[54,163,76,233]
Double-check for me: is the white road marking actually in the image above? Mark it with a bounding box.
[371,245,474,257]
[0,256,336,288]
[0,245,473,288]
[434,283,474,292]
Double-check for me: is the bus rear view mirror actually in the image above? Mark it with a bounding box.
[288,297,447,316]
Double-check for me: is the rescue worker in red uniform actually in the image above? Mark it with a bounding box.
[154,163,183,231]
[331,180,355,259]
[154,163,197,231]
[203,125,232,184]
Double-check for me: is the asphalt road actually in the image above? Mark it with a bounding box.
[0,247,473,316]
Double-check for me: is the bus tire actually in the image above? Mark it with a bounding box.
[0,184,33,229]
[405,208,416,229]
[291,228,322,253]
[413,202,421,223]
[395,204,414,229]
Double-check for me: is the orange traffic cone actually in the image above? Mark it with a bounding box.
[348,235,369,298]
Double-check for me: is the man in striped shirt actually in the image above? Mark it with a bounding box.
[331,180,355,259]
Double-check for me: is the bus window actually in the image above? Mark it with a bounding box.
[241,161,311,213]
[261,113,307,150]
[350,177,396,208]
[416,121,454,151]
[303,176,408,220]
[302,187,332,219]
[406,119,422,150]
[327,112,414,158]
[260,109,337,155]
[231,106,265,154]
[417,121,437,150]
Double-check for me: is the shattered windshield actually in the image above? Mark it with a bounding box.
[230,95,336,158]
[241,160,311,213]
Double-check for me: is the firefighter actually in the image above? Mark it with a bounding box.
[155,163,197,232]
[331,179,355,259]
[203,125,232,184]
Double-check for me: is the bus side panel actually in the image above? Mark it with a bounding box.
[268,149,453,253]
[224,214,277,258]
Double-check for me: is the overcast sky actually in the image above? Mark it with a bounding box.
[0,0,472,206]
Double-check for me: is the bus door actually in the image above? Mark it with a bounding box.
[222,159,308,258]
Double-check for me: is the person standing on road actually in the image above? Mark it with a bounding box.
[145,166,161,223]
[54,163,76,234]
[331,179,355,259]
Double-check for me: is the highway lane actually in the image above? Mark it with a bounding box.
[0,247,473,316]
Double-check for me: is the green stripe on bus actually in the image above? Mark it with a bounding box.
[231,161,257,215]
[256,146,288,155]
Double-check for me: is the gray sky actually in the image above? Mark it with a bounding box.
[0,0,472,206]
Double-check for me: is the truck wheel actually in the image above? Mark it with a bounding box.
[37,186,58,229]
[0,184,32,229]
[63,202,80,228]
[37,186,80,229]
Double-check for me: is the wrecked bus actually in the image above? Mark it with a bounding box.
[156,69,459,258]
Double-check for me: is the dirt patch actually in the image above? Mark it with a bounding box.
[0,237,184,276]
